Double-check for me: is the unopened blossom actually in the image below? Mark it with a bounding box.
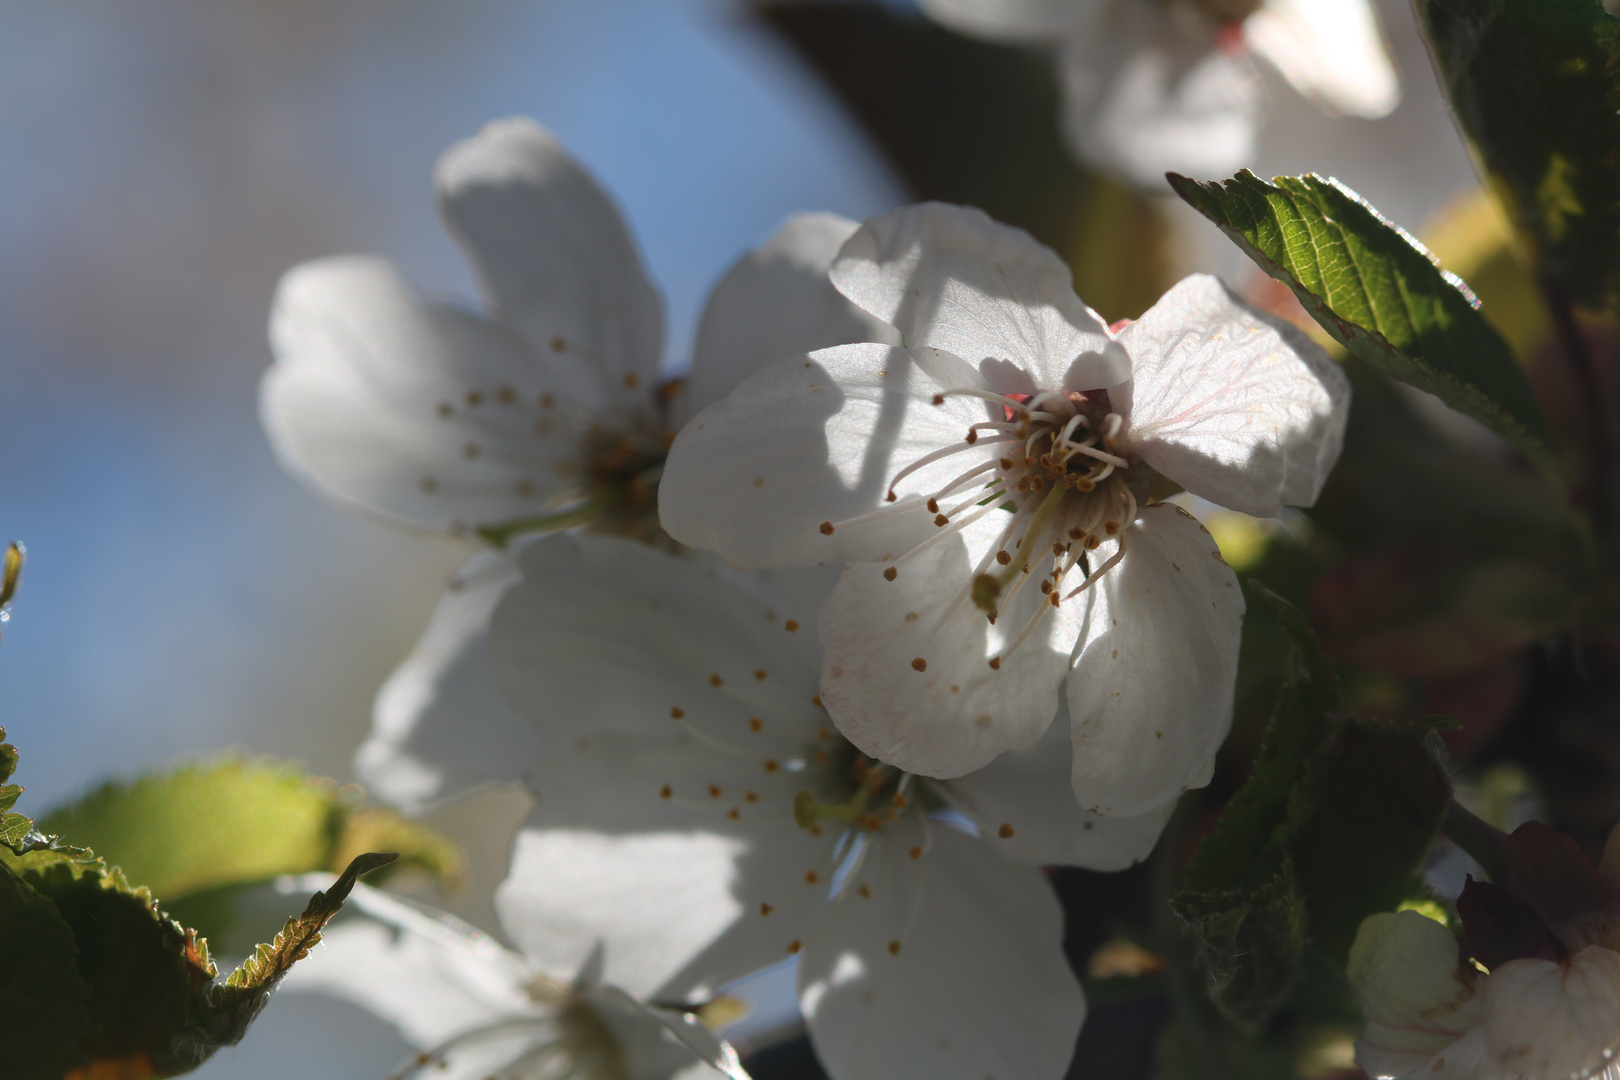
[376,531,1170,1080]
[919,0,1400,187]
[262,116,891,547]
[1348,823,1620,1079]
[660,202,1348,813]
[274,875,748,1080]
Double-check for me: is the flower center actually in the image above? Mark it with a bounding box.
[822,386,1151,667]
[388,982,629,1080]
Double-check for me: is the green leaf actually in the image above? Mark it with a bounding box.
[1414,0,1620,309]
[1172,589,1454,1025]
[39,758,464,940]
[0,864,95,1080]
[1167,170,1559,482]
[39,760,338,904]
[752,1,1173,321]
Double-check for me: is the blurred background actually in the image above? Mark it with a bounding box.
[0,1,1478,1075]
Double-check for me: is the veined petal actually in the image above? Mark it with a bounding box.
[1116,274,1349,518]
[660,342,998,569]
[800,822,1084,1080]
[356,551,543,813]
[919,0,1083,42]
[946,707,1176,869]
[682,212,899,424]
[1347,911,1482,1080]
[830,203,1126,390]
[1245,0,1399,120]
[435,117,665,413]
[818,513,1072,779]
[1483,947,1620,1080]
[1059,5,1259,188]
[1068,505,1243,816]
[262,255,583,534]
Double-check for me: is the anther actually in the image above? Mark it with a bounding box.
[710,674,724,687]
[660,785,672,799]
[805,871,819,884]
[787,941,802,954]
[749,718,763,732]
[931,394,945,405]
[785,620,800,632]
[933,514,949,527]
[819,522,835,535]
[670,707,684,719]
[883,566,898,581]
[998,823,1016,838]
[911,658,928,672]
[926,498,939,513]
[888,941,901,956]
[709,785,722,798]
[996,551,1011,565]
[988,657,1002,670]
[760,903,774,916]
[754,670,768,681]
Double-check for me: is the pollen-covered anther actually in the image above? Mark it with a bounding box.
[708,785,722,798]
[819,521,835,535]
[933,514,949,527]
[883,566,898,581]
[988,657,1002,670]
[996,550,1012,565]
[926,498,939,513]
[911,657,928,672]
[670,707,684,719]
[888,941,901,956]
[998,823,1015,838]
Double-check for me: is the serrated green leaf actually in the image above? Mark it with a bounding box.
[0,863,95,1080]
[753,1,1173,320]
[1415,0,1620,309]
[1167,170,1559,482]
[40,761,340,904]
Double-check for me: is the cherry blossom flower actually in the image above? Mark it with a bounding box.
[918,0,1400,187]
[271,875,749,1080]
[366,530,1172,1080]
[262,116,891,547]
[1348,823,1620,1079]
[659,202,1348,812]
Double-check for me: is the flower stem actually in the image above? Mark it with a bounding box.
[1441,799,1508,883]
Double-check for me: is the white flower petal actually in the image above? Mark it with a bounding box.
[487,534,840,997]
[1394,1026,1491,1079]
[946,706,1176,869]
[682,212,900,424]
[435,117,664,412]
[356,550,542,813]
[660,342,998,569]
[586,986,746,1080]
[1483,946,1620,1080]
[490,535,824,741]
[1116,274,1349,518]
[819,512,1074,778]
[1067,504,1243,816]
[800,821,1084,1080]
[263,255,584,534]
[1245,0,1399,120]
[281,879,538,1048]
[1059,6,1260,188]
[830,203,1127,389]
[1346,911,1482,1079]
[919,0,1083,41]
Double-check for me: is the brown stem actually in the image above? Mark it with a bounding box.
[1542,276,1610,533]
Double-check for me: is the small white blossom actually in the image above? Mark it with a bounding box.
[261,117,891,545]
[275,876,748,1080]
[919,0,1400,187]
[659,202,1348,813]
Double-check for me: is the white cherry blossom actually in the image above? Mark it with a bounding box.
[659,202,1348,811]
[269,876,748,1080]
[1348,909,1620,1080]
[371,531,1172,1080]
[919,0,1400,188]
[262,116,891,546]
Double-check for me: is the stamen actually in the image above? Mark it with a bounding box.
[884,436,1013,496]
